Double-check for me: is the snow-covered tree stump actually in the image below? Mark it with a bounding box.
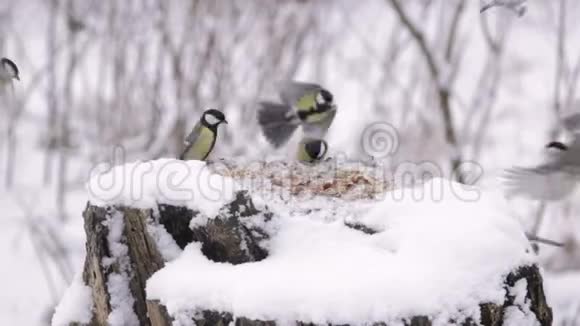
[54,160,553,326]
[81,191,270,326]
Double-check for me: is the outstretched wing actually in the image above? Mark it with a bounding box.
[502,132,580,200]
[501,164,577,200]
[257,101,300,148]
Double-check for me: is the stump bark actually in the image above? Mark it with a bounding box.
[77,191,552,326]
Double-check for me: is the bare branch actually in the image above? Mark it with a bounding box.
[387,0,440,79]
[387,0,465,180]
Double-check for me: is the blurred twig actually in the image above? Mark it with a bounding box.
[387,0,466,182]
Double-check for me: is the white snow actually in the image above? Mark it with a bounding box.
[503,279,540,325]
[102,211,129,266]
[87,159,237,218]
[147,222,183,262]
[147,178,536,325]
[107,273,139,326]
[103,210,139,326]
[51,273,93,326]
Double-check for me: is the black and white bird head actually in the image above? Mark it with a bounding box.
[1,58,19,81]
[304,139,328,162]
[314,89,335,112]
[202,109,228,128]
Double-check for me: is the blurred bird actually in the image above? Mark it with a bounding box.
[179,109,228,161]
[502,112,580,200]
[296,138,328,164]
[257,81,337,148]
[480,0,527,17]
[0,57,19,91]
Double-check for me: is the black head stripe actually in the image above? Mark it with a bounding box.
[304,140,319,158]
[320,89,333,103]
[546,141,568,151]
[297,110,309,120]
[313,89,333,113]
[305,140,327,160]
[204,109,225,121]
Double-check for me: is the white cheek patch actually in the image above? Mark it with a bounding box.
[317,142,328,159]
[316,93,325,105]
[204,114,221,125]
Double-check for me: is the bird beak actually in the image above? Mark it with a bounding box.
[222,120,228,125]
[15,76,19,81]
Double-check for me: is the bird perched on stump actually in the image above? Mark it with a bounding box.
[297,138,328,164]
[257,81,337,148]
[179,109,227,161]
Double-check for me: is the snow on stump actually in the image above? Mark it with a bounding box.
[53,159,553,326]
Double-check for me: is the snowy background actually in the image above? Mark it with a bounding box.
[0,0,579,324]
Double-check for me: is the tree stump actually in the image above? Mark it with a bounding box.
[74,189,553,326]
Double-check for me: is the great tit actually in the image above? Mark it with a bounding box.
[296,138,328,164]
[179,109,228,161]
[257,81,337,148]
[480,0,527,17]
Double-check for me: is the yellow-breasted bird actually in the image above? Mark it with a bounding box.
[179,109,227,161]
[257,81,336,148]
[296,138,328,164]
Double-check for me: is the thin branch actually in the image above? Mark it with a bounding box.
[553,0,566,115]
[479,5,501,54]
[387,0,439,79]
[445,1,465,62]
[388,0,465,181]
